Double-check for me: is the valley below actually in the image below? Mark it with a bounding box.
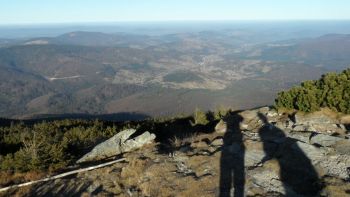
[1,28,348,119]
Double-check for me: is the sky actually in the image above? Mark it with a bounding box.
[0,0,350,25]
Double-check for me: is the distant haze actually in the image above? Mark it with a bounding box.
[1,21,350,39]
[1,21,350,118]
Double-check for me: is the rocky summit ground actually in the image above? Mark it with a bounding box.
[3,107,350,197]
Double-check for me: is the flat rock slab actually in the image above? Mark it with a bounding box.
[309,133,344,147]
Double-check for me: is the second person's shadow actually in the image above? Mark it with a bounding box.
[257,112,322,196]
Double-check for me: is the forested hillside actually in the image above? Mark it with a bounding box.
[1,31,346,119]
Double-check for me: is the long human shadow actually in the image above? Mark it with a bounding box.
[257,112,322,196]
[219,112,245,197]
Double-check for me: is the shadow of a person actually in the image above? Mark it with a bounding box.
[257,112,322,196]
[219,112,245,197]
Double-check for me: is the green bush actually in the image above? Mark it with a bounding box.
[275,68,350,114]
[213,105,230,120]
[193,108,210,125]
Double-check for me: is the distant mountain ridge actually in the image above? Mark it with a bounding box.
[260,33,350,69]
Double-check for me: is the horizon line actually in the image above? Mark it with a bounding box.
[1,19,350,27]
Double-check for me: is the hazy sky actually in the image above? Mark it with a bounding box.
[1,0,350,25]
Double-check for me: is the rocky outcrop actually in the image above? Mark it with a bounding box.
[6,107,350,197]
[292,112,347,136]
[203,107,350,196]
[235,108,350,196]
[77,129,156,163]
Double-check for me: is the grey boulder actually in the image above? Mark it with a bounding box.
[77,129,156,163]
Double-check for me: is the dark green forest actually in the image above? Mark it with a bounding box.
[275,68,350,113]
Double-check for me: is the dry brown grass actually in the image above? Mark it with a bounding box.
[278,107,347,120]
[119,153,178,196]
[140,162,218,197]
[120,155,149,187]
[169,133,199,150]
[340,115,350,124]
[0,171,15,187]
[0,186,32,197]
[0,171,46,197]
[116,143,222,197]
[314,108,342,119]
[276,107,298,115]
[0,171,45,187]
